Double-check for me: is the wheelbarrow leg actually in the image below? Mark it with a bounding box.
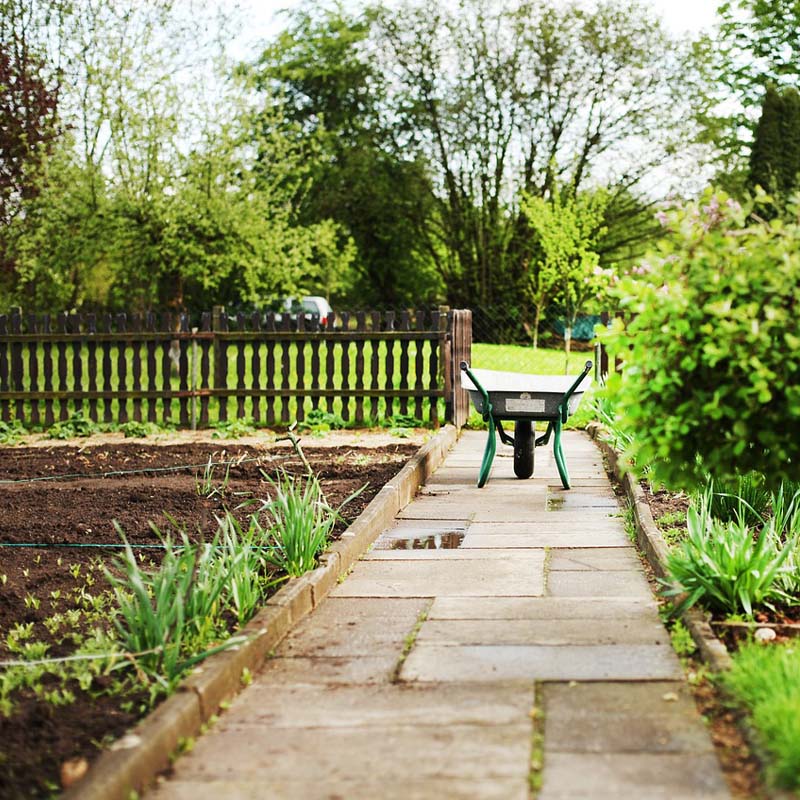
[477,418,497,488]
[553,416,570,489]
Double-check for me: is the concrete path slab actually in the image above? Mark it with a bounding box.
[150,777,530,800]
[463,532,631,548]
[401,643,682,682]
[279,597,428,657]
[539,752,730,799]
[330,555,545,597]
[548,548,641,571]
[428,596,661,621]
[543,682,715,753]
[148,429,729,800]
[222,683,534,728]
[547,570,653,598]
[416,618,668,646]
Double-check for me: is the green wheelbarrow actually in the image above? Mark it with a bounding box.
[460,360,593,489]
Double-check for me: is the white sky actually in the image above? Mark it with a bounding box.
[223,0,721,61]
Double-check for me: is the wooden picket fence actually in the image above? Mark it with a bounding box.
[0,307,473,429]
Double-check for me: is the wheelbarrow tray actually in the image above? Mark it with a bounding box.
[460,361,593,489]
[461,369,588,421]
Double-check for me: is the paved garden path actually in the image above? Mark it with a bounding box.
[149,431,730,799]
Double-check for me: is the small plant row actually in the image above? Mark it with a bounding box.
[0,409,427,445]
[1,469,361,716]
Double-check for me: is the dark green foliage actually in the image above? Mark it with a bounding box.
[748,85,800,203]
[252,6,440,308]
[704,473,772,527]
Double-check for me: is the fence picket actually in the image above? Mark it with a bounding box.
[370,311,380,421]
[264,312,276,426]
[85,314,97,423]
[325,313,335,415]
[295,313,306,422]
[56,313,68,421]
[0,315,9,422]
[251,312,261,424]
[10,311,23,422]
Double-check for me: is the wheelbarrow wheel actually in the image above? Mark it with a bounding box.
[513,420,534,479]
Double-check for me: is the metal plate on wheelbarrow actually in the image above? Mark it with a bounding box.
[461,369,589,420]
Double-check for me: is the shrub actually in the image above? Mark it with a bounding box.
[603,189,800,490]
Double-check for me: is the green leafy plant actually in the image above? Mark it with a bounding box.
[211,418,256,439]
[721,642,800,791]
[259,470,362,577]
[663,489,795,616]
[383,414,423,429]
[297,409,346,433]
[194,455,232,499]
[118,420,167,438]
[104,528,235,697]
[216,513,283,625]
[46,411,102,439]
[0,419,27,445]
[602,189,800,489]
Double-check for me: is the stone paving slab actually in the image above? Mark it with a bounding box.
[364,548,544,561]
[548,548,641,571]
[462,532,631,548]
[538,752,731,799]
[466,520,626,534]
[428,596,661,621]
[150,777,530,800]
[255,653,398,685]
[330,555,545,597]
[400,643,682,682]
[278,598,428,657]
[219,683,534,728]
[148,722,532,784]
[543,682,714,754]
[547,570,653,598]
[415,618,668,646]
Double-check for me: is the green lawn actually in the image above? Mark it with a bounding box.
[471,342,594,376]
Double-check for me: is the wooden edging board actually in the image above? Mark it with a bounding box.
[62,424,460,800]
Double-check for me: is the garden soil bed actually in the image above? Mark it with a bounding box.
[0,439,417,800]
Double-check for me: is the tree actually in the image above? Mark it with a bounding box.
[718,0,800,105]
[0,0,62,287]
[251,5,439,308]
[748,85,800,205]
[521,188,609,363]
[705,0,800,194]
[4,0,358,314]
[376,0,709,313]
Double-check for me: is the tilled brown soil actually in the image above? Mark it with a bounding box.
[0,441,417,800]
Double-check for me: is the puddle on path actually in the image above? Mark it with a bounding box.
[374,527,466,550]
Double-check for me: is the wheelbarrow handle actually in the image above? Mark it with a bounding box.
[559,360,594,422]
[460,361,492,421]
